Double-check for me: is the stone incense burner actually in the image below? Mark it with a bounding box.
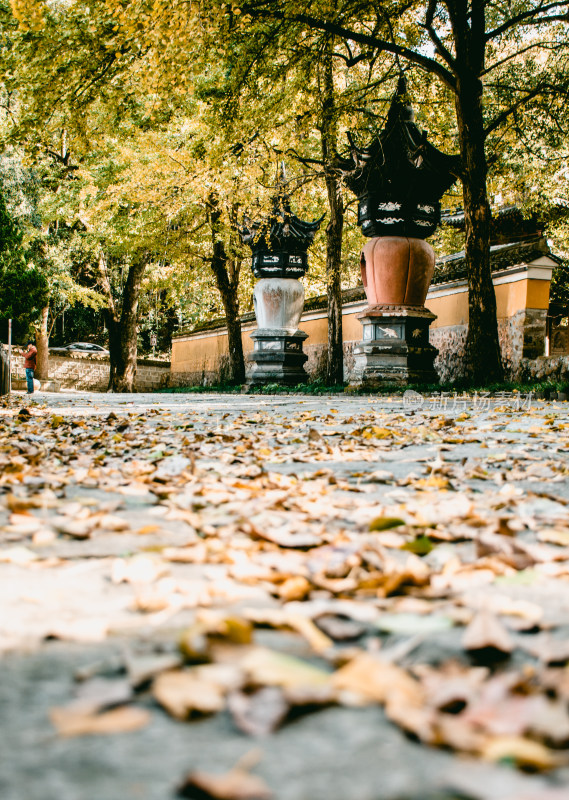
[338,76,460,387]
[241,193,323,386]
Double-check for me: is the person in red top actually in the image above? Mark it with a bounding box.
[24,340,37,394]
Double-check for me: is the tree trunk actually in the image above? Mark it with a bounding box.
[106,313,121,391]
[455,81,503,383]
[207,194,245,385]
[323,170,344,385]
[321,49,344,385]
[34,306,49,381]
[223,289,245,385]
[448,0,503,384]
[109,260,146,392]
[96,252,146,393]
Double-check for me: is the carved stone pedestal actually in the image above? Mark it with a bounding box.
[247,329,308,386]
[349,304,439,388]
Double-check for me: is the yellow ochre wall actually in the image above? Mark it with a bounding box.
[172,272,552,375]
[427,277,548,328]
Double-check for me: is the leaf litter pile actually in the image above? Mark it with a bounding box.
[1,392,569,796]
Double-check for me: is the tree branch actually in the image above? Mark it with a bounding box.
[423,0,456,69]
[286,148,325,168]
[332,49,374,67]
[240,4,457,90]
[485,1,569,41]
[482,40,565,75]
[484,82,566,137]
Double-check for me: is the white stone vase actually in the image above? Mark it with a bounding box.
[253,278,305,333]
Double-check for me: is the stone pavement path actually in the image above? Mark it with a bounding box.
[1,390,569,800]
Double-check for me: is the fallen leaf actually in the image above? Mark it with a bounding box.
[332,653,424,708]
[365,470,394,483]
[124,651,184,688]
[239,647,331,689]
[251,526,322,549]
[462,611,514,657]
[369,516,405,532]
[153,670,225,719]
[402,535,434,555]
[50,705,150,737]
[111,555,169,584]
[277,576,311,601]
[308,428,322,442]
[314,613,367,641]
[228,687,289,736]
[177,768,272,800]
[481,735,567,770]
[375,613,453,635]
[243,609,333,654]
[0,546,39,564]
[518,633,569,665]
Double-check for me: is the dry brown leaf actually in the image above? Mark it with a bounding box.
[283,683,338,707]
[178,768,272,800]
[277,576,311,601]
[518,633,569,665]
[53,519,95,539]
[538,528,569,547]
[462,693,546,738]
[416,663,488,714]
[163,543,208,563]
[481,735,567,770]
[314,613,367,641]
[111,555,169,584]
[239,647,331,689]
[332,653,424,708]
[133,587,173,613]
[462,610,514,656]
[242,608,333,654]
[308,428,322,442]
[193,663,245,693]
[251,526,322,549]
[153,670,225,719]
[96,514,130,531]
[385,699,436,742]
[527,696,569,745]
[50,705,150,737]
[227,687,289,736]
[435,714,488,752]
[136,524,162,535]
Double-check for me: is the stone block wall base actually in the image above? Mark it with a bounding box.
[349,364,439,389]
[348,306,438,388]
[246,328,309,387]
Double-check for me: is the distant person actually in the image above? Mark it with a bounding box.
[24,340,37,394]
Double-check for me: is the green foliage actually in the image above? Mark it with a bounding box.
[0,189,48,339]
[0,189,24,272]
[0,264,49,341]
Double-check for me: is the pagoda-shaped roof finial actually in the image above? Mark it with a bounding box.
[241,173,324,279]
[338,78,460,239]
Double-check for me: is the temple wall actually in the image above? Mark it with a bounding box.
[550,324,569,356]
[171,260,555,386]
[426,265,553,381]
[11,352,170,392]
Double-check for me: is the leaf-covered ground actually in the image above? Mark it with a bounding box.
[1,391,569,800]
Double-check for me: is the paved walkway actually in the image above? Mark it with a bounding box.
[1,391,568,800]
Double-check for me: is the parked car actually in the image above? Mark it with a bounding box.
[49,342,110,355]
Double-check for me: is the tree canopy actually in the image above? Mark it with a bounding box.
[2,0,568,382]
